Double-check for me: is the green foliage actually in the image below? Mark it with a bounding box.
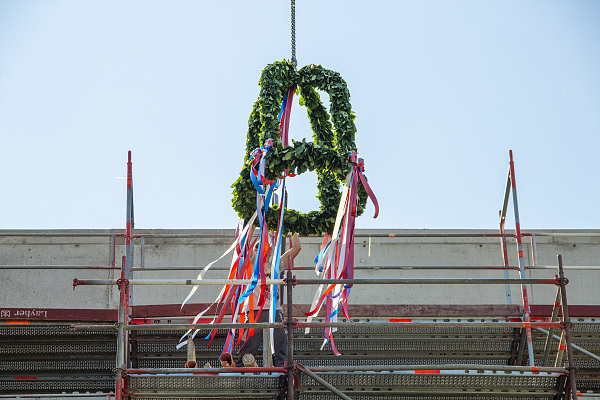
[231,60,368,236]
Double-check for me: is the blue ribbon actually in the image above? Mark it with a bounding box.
[239,181,277,301]
[269,179,286,317]
[278,92,289,123]
[314,240,332,273]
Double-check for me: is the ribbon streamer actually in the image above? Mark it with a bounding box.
[178,86,297,355]
[178,86,378,360]
[304,151,379,354]
[176,215,257,349]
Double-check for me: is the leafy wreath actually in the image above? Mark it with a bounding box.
[232,60,368,236]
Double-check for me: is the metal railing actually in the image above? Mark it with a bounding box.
[6,150,600,400]
[55,151,597,399]
[72,254,581,400]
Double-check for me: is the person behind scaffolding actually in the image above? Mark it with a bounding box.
[229,232,301,368]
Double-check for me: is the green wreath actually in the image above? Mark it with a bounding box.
[231,60,368,236]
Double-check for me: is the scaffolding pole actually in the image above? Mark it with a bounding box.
[541,287,562,366]
[115,257,127,400]
[65,150,586,400]
[286,260,295,400]
[555,330,567,368]
[499,161,513,305]
[297,364,353,400]
[8,264,600,270]
[122,364,567,374]
[536,327,600,363]
[116,151,134,400]
[72,277,559,286]
[558,255,579,400]
[126,265,600,271]
[3,231,600,238]
[71,320,565,332]
[125,150,134,316]
[506,150,535,367]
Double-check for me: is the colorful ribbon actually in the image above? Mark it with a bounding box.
[304,151,379,355]
[178,87,378,359]
[177,86,297,356]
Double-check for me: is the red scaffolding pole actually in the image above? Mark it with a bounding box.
[500,150,535,367]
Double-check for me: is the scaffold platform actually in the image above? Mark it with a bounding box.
[2,308,600,399]
[3,151,600,400]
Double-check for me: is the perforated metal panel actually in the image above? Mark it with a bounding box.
[294,338,512,353]
[126,373,284,398]
[0,375,114,394]
[298,371,559,389]
[573,358,600,369]
[298,395,556,400]
[135,341,224,353]
[134,328,228,336]
[577,379,600,391]
[0,325,114,336]
[572,322,600,334]
[0,359,114,372]
[134,398,279,400]
[296,358,509,367]
[297,371,561,399]
[3,319,597,398]
[135,358,222,369]
[532,339,600,352]
[1,342,116,354]
[296,323,513,336]
[128,373,283,390]
[577,371,600,393]
[0,325,116,395]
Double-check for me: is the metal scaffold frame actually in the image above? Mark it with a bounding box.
[5,150,599,399]
[57,150,594,400]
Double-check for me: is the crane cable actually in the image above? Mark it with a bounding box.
[291,0,297,68]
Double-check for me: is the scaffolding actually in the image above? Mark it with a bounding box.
[3,150,600,400]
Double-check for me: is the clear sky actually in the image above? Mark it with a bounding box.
[1,0,599,231]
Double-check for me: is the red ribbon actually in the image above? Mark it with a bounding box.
[305,152,379,321]
[349,151,379,219]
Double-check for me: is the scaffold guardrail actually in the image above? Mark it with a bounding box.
[6,150,600,400]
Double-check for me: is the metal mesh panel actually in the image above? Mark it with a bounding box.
[574,358,600,368]
[576,372,600,391]
[577,381,600,392]
[0,342,116,354]
[136,358,222,369]
[128,374,283,391]
[296,358,509,367]
[299,395,556,400]
[135,341,225,353]
[296,324,511,336]
[136,398,279,400]
[573,341,600,351]
[532,340,600,352]
[533,355,600,369]
[0,325,114,336]
[294,339,512,353]
[0,376,113,393]
[298,372,559,389]
[0,319,590,398]
[572,322,600,333]
[577,380,600,390]
[0,359,114,371]
[134,329,228,336]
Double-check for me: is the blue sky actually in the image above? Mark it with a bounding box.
[1,0,599,230]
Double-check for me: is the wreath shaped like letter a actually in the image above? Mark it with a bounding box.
[232,61,368,236]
